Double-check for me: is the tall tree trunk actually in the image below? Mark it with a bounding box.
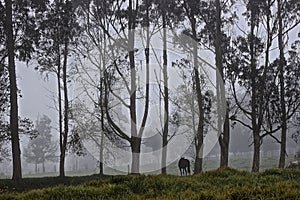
[161,0,169,175]
[249,0,260,172]
[128,0,139,174]
[215,0,230,167]
[99,17,108,176]
[55,9,64,176]
[57,61,64,177]
[5,0,22,182]
[190,13,204,174]
[277,0,287,168]
[99,77,104,175]
[60,39,69,177]
[100,77,104,176]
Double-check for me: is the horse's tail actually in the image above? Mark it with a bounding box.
[187,162,191,174]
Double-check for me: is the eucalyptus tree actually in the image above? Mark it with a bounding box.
[232,0,300,169]
[191,0,236,168]
[152,0,170,175]
[266,37,300,167]
[227,0,273,172]
[72,0,110,175]
[35,0,81,177]
[172,0,228,173]
[226,0,300,172]
[69,0,132,171]
[275,0,300,168]
[176,0,206,174]
[289,40,300,146]
[1,0,48,181]
[213,0,233,168]
[83,0,154,174]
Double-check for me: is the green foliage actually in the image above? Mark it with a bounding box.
[0,0,47,62]
[1,168,300,199]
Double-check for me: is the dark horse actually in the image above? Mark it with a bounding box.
[178,157,190,176]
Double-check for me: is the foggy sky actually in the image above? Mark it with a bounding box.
[17,62,57,126]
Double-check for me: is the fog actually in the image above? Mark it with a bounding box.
[17,62,57,126]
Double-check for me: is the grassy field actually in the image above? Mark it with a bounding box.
[0,167,300,199]
[100,155,297,175]
[0,154,296,179]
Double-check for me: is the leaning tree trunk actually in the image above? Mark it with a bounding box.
[5,0,22,182]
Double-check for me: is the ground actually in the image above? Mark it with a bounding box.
[0,167,299,199]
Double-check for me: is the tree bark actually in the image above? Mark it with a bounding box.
[252,131,261,172]
[161,0,169,175]
[277,0,287,168]
[99,130,104,175]
[219,110,230,167]
[215,0,229,168]
[128,0,140,174]
[98,15,108,176]
[250,0,260,172]
[190,12,204,174]
[57,59,64,177]
[5,0,22,182]
[60,39,69,177]
[100,75,104,176]
[100,77,104,175]
[131,136,141,174]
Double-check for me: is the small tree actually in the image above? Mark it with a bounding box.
[24,115,57,173]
